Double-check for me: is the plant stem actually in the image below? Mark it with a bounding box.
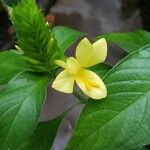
[73,90,87,104]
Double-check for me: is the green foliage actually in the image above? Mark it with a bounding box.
[67,45,150,150]
[12,0,84,70]
[49,26,85,68]
[1,0,150,149]
[89,63,112,78]
[0,72,49,150]
[133,148,148,150]
[52,26,85,53]
[96,30,150,53]
[19,114,64,150]
[2,0,20,6]
[0,51,32,84]
[0,0,86,149]
[12,0,51,61]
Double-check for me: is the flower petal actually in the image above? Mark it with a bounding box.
[92,38,107,63]
[55,60,67,69]
[76,38,107,68]
[76,69,107,99]
[66,57,81,75]
[76,38,93,67]
[52,70,74,93]
[84,38,107,67]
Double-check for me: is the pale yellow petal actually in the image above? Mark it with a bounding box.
[76,38,93,67]
[85,38,107,67]
[66,57,81,75]
[76,69,107,99]
[92,38,107,63]
[55,60,67,69]
[52,70,74,93]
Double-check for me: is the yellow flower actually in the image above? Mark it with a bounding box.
[52,38,107,99]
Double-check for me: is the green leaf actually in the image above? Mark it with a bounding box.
[52,26,84,53]
[96,30,150,53]
[89,63,112,78]
[67,45,150,150]
[12,0,50,60]
[2,0,20,6]
[19,114,64,150]
[0,72,49,150]
[132,148,148,150]
[0,51,32,84]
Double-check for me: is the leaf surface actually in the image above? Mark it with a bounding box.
[19,114,64,150]
[52,26,84,53]
[89,63,111,78]
[0,72,49,150]
[0,51,32,84]
[96,30,150,53]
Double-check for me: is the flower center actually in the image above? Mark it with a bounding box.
[85,81,100,90]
